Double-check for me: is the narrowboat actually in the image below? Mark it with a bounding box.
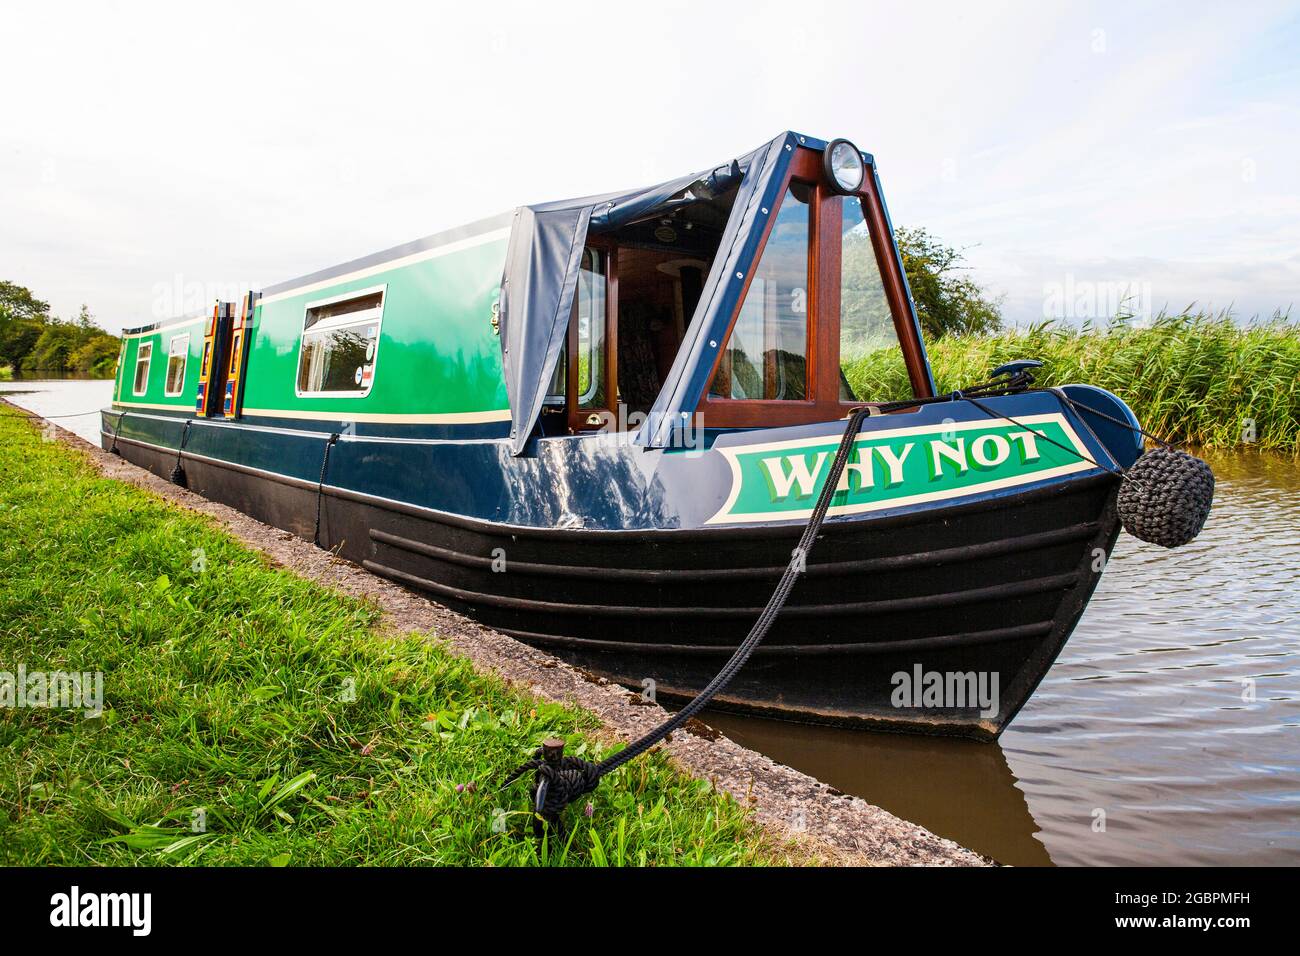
[102,131,1153,740]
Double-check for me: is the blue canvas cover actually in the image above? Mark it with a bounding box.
[497,131,798,454]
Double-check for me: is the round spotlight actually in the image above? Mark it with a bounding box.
[823,138,865,194]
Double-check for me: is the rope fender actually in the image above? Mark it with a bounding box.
[1115,446,1214,548]
[879,369,1218,550]
[169,419,193,487]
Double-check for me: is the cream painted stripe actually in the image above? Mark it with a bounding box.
[240,406,511,425]
[258,227,513,306]
[111,399,192,411]
[120,317,205,340]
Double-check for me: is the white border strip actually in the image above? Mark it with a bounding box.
[112,399,191,411]
[258,227,512,306]
[239,406,512,425]
[120,316,205,340]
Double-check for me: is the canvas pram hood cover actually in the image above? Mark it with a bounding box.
[497,130,800,455]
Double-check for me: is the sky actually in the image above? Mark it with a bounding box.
[2,0,1297,334]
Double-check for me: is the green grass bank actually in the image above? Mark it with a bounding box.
[0,408,790,866]
[845,312,1300,454]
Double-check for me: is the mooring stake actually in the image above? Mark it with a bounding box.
[533,737,566,835]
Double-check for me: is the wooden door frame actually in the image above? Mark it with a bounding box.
[565,241,619,432]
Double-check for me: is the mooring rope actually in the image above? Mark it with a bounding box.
[501,404,875,825]
[896,377,1214,548]
[169,419,193,486]
[2,407,106,420]
[313,433,340,548]
[107,411,127,455]
[958,392,1124,478]
[1042,387,1177,451]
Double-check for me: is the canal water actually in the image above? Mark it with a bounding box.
[4,379,1297,865]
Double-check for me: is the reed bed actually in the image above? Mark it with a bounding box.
[843,311,1300,454]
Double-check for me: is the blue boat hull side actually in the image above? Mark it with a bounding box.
[100,389,1127,738]
[104,390,1119,532]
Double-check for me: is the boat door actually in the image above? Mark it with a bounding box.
[195,300,234,417]
[194,294,258,418]
[223,291,259,418]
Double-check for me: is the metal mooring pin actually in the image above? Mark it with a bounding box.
[532,737,567,835]
[542,737,566,761]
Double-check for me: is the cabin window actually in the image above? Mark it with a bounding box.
[229,333,242,375]
[838,196,911,403]
[164,334,189,397]
[296,286,385,397]
[709,183,811,400]
[132,341,152,396]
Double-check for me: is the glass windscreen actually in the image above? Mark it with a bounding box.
[839,196,911,402]
[709,183,810,400]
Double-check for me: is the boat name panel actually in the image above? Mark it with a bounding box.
[708,412,1096,524]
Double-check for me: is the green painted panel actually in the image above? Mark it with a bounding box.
[113,322,203,409]
[240,237,510,417]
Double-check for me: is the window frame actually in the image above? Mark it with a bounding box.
[573,247,606,407]
[544,245,618,419]
[695,145,933,428]
[565,241,618,433]
[294,283,387,400]
[708,176,817,407]
[164,333,190,397]
[132,340,153,396]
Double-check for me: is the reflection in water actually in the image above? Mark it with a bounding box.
[6,382,1298,865]
[701,710,1052,865]
[706,450,1300,865]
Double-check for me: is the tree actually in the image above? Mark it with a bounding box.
[894,228,1003,339]
[22,321,83,372]
[69,332,121,377]
[0,281,50,322]
[840,228,1003,345]
[1,286,121,377]
[0,281,52,369]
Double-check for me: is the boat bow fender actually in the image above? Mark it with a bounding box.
[1056,384,1144,470]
